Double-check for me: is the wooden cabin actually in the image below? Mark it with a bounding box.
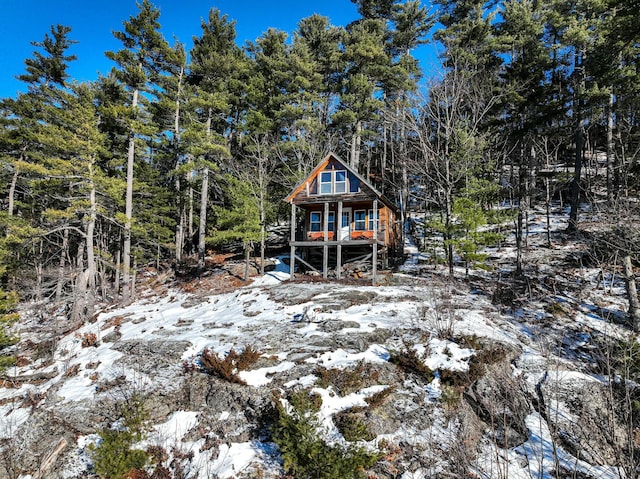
[284,152,401,283]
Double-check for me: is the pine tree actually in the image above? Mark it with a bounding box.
[149,41,190,263]
[106,0,173,297]
[211,175,261,281]
[33,82,111,322]
[188,8,243,271]
[334,15,388,172]
[0,24,79,300]
[496,0,556,274]
[282,14,344,183]
[245,28,293,137]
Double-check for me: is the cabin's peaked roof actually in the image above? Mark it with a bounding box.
[284,152,399,212]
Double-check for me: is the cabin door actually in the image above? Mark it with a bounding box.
[339,208,352,241]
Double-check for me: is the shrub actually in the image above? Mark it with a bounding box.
[272,390,381,479]
[288,389,323,414]
[334,412,375,442]
[90,394,150,479]
[0,290,19,371]
[199,345,261,384]
[81,332,99,348]
[364,386,395,409]
[443,336,509,389]
[315,361,379,396]
[440,385,462,411]
[389,342,434,383]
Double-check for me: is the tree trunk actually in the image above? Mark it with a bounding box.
[606,92,615,205]
[244,242,251,281]
[260,195,266,276]
[568,49,585,232]
[114,241,121,296]
[350,121,362,172]
[198,109,213,274]
[7,168,18,217]
[122,87,139,297]
[174,66,185,263]
[623,255,640,331]
[55,228,69,303]
[198,166,209,274]
[80,169,98,318]
[70,238,87,324]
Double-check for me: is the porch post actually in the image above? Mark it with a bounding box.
[290,203,296,278]
[372,199,378,285]
[336,200,343,279]
[323,201,329,278]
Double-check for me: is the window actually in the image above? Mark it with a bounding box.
[328,212,335,232]
[318,170,348,194]
[310,211,336,232]
[354,210,367,231]
[368,210,380,230]
[319,172,333,194]
[310,212,321,231]
[334,171,347,193]
[341,212,350,228]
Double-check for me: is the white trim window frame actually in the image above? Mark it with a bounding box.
[310,211,322,231]
[368,210,380,231]
[319,170,347,195]
[354,210,367,231]
[327,211,335,232]
[334,170,347,193]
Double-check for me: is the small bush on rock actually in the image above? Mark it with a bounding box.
[315,361,379,396]
[0,290,19,371]
[334,411,375,442]
[272,389,381,479]
[198,345,261,384]
[389,342,434,383]
[90,394,150,479]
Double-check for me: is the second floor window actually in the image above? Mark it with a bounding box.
[319,170,347,194]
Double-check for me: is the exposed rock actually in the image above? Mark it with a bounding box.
[102,330,121,343]
[317,319,361,332]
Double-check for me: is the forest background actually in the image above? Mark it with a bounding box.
[0,0,639,351]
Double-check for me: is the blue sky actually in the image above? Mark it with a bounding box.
[1,0,441,99]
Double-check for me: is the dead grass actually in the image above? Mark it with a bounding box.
[315,361,380,396]
[389,343,434,383]
[197,345,261,384]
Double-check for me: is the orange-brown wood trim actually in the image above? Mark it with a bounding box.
[285,154,332,203]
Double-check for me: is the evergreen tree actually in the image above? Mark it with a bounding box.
[0,24,78,300]
[106,0,173,297]
[17,24,77,88]
[188,8,243,271]
[211,175,261,281]
[282,14,344,183]
[245,28,293,137]
[33,81,118,321]
[334,15,389,172]
[149,41,191,263]
[496,0,555,274]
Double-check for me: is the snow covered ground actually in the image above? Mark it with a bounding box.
[1,207,636,479]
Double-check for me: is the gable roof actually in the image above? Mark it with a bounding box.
[284,152,399,212]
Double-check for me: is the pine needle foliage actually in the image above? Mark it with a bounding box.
[389,342,434,383]
[0,290,19,371]
[90,394,150,479]
[272,390,381,479]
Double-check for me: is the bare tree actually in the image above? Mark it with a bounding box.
[406,60,500,276]
[229,135,279,275]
